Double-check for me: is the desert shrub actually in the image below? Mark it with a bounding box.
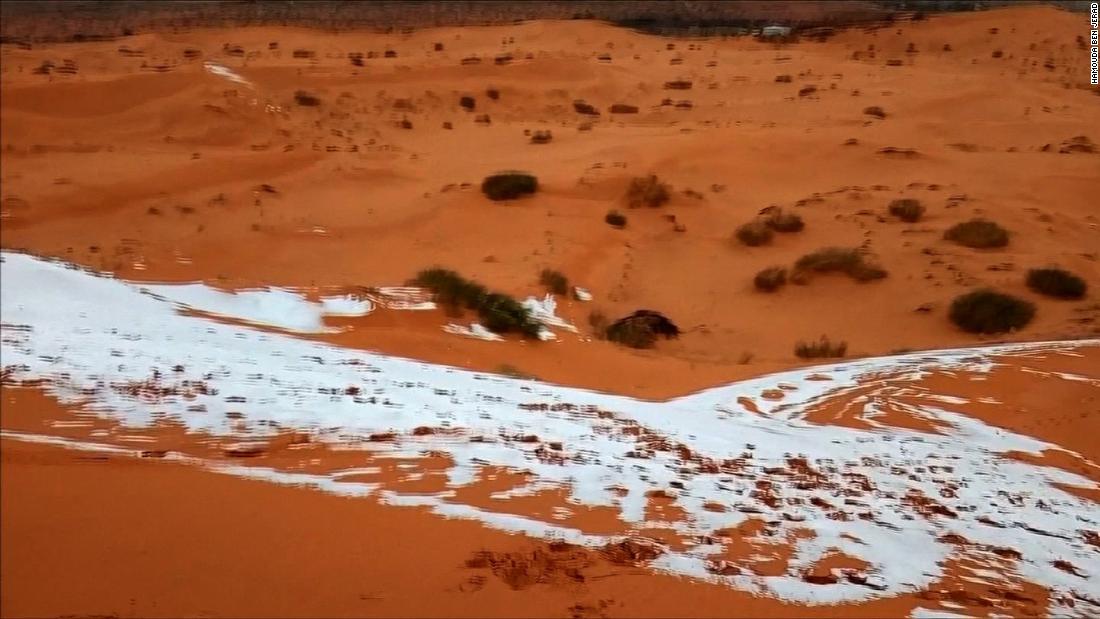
[798,85,818,97]
[609,103,639,114]
[775,74,792,83]
[888,198,925,222]
[539,269,569,295]
[459,95,475,110]
[486,88,500,100]
[1026,267,1087,299]
[588,310,610,338]
[735,221,774,247]
[944,219,1009,248]
[605,210,627,228]
[605,310,680,349]
[626,175,671,208]
[863,105,886,119]
[294,90,321,106]
[949,289,1035,334]
[754,267,787,292]
[573,100,599,115]
[765,210,805,233]
[413,268,541,337]
[481,172,538,201]
[795,336,848,359]
[530,130,552,144]
[793,247,887,282]
[664,80,693,90]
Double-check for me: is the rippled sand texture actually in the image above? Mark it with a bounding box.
[2,252,1098,616]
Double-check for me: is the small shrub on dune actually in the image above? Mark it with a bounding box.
[626,175,671,208]
[754,266,787,292]
[609,103,639,114]
[539,269,569,295]
[735,221,774,247]
[530,130,553,144]
[413,268,541,337]
[949,289,1035,334]
[888,198,925,222]
[588,310,610,338]
[863,106,886,119]
[944,219,1009,249]
[486,88,500,100]
[605,210,627,228]
[795,336,848,359]
[293,90,321,106]
[481,172,538,201]
[764,210,804,233]
[605,310,680,349]
[573,100,599,115]
[793,247,887,282]
[459,95,475,110]
[1026,267,1087,299]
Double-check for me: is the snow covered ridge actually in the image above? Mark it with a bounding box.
[202,61,251,87]
[1,251,1098,613]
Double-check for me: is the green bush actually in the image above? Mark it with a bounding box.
[539,269,569,295]
[605,310,680,349]
[949,289,1035,334]
[888,198,925,222]
[793,247,887,282]
[626,175,671,208]
[482,172,538,201]
[765,210,804,233]
[412,268,541,337]
[754,266,787,292]
[735,221,774,247]
[605,210,627,228]
[795,336,848,359]
[944,219,1008,248]
[1026,268,1086,300]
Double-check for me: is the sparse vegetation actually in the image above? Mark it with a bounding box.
[754,266,787,292]
[735,221,774,247]
[496,364,537,380]
[626,175,671,208]
[764,210,804,233]
[605,310,680,349]
[1026,268,1087,300]
[412,268,541,337]
[293,90,321,106]
[795,336,848,359]
[587,310,610,338]
[459,95,475,110]
[481,172,538,201]
[944,219,1009,249]
[609,103,639,114]
[888,198,925,222]
[863,105,886,119]
[573,100,599,115]
[539,268,569,295]
[949,289,1035,334]
[793,247,887,282]
[486,88,500,100]
[798,85,818,97]
[530,130,553,144]
[775,74,792,83]
[605,210,627,228]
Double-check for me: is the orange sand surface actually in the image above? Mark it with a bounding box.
[2,5,1098,396]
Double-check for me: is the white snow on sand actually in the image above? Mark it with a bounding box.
[1,251,1097,614]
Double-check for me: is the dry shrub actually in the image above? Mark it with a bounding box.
[949,290,1035,334]
[944,219,1009,249]
[795,336,848,359]
[459,95,475,110]
[605,210,627,228]
[735,221,774,247]
[754,267,787,292]
[609,103,639,114]
[888,198,925,222]
[530,130,553,144]
[605,310,680,349]
[293,90,321,106]
[539,269,569,295]
[863,105,886,119]
[626,175,671,208]
[482,172,538,201]
[765,210,804,233]
[1026,268,1086,300]
[573,100,599,115]
[793,247,887,282]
